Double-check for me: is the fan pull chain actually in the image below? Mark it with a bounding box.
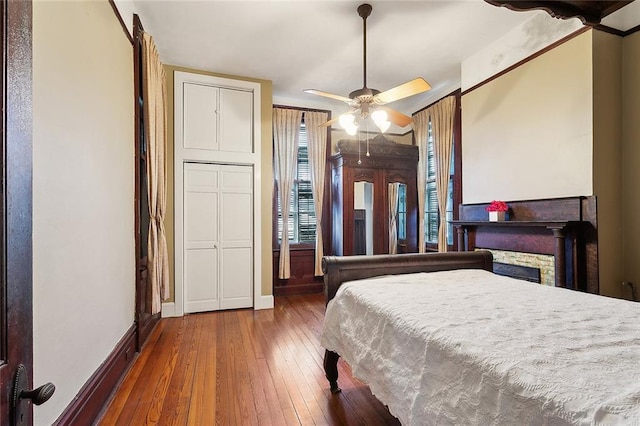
[357,126,362,165]
[366,120,370,157]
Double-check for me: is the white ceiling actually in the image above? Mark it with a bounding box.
[130,0,640,126]
[602,0,640,31]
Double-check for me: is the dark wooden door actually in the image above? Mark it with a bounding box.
[0,2,53,425]
[132,14,159,351]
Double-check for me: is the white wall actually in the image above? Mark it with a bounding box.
[113,0,139,37]
[33,1,135,424]
[462,31,593,204]
[462,12,583,91]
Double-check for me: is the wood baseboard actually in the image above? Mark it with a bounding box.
[274,282,323,296]
[53,325,136,426]
[136,311,160,351]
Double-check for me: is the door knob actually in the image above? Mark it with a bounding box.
[20,382,56,405]
[12,364,55,425]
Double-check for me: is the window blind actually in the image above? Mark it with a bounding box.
[425,120,454,245]
[277,121,316,243]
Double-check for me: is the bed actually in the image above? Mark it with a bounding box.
[320,251,640,425]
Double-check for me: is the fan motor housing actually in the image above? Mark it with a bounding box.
[349,87,380,101]
[357,3,373,19]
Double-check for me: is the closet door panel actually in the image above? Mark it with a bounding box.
[184,248,219,312]
[221,247,252,308]
[220,165,253,309]
[221,193,252,241]
[183,83,219,151]
[219,88,253,153]
[184,163,220,313]
[185,192,218,243]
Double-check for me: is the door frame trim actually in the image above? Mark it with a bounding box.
[172,71,265,316]
[132,14,159,350]
[1,0,34,422]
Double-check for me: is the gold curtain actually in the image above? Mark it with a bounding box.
[428,96,456,252]
[305,111,329,276]
[273,108,303,279]
[413,109,430,253]
[142,32,169,314]
[388,183,400,255]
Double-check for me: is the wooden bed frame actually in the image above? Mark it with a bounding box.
[321,251,494,393]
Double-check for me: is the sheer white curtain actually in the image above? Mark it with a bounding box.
[430,96,456,252]
[273,108,303,279]
[413,109,430,253]
[305,111,329,276]
[388,183,400,254]
[142,32,169,315]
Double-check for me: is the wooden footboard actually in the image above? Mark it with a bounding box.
[322,251,494,304]
[321,251,493,394]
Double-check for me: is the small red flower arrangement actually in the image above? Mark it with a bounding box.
[486,200,508,212]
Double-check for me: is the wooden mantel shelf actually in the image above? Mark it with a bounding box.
[451,220,581,228]
[452,220,585,289]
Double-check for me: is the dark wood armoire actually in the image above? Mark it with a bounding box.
[330,135,418,256]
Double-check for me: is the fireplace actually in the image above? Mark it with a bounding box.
[453,196,598,293]
[487,249,552,285]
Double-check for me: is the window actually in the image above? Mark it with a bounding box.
[425,119,455,247]
[276,121,316,243]
[397,184,407,240]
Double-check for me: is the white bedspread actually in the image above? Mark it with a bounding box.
[320,269,640,425]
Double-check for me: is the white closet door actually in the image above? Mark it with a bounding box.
[183,83,219,151]
[219,166,253,309]
[219,88,253,153]
[183,163,253,313]
[184,163,220,313]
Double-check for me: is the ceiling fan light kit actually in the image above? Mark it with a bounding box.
[371,109,390,133]
[339,113,358,135]
[304,3,431,134]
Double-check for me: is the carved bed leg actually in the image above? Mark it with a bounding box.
[323,350,341,394]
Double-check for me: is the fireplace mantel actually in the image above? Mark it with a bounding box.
[452,220,582,288]
[454,197,598,293]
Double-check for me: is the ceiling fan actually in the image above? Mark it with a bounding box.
[304,3,431,134]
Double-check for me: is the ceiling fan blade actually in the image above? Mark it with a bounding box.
[319,116,341,127]
[303,89,352,104]
[373,78,431,105]
[380,106,413,128]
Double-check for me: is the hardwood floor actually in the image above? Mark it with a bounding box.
[97,294,400,425]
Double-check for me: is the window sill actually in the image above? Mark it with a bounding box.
[424,244,455,252]
[273,244,316,253]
